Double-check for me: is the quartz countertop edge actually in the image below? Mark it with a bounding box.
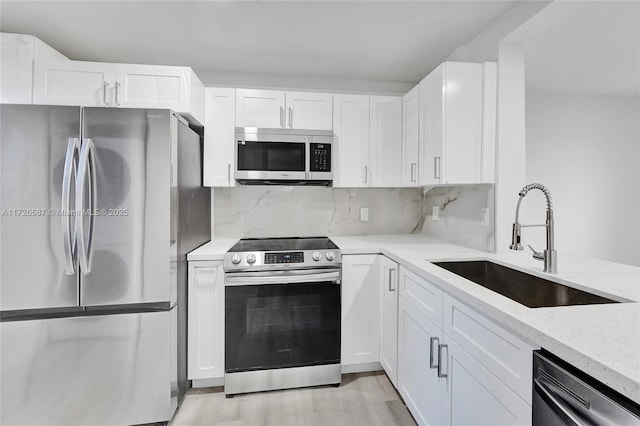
[187,238,239,261]
[187,234,640,404]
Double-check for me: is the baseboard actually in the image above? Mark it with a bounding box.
[192,377,225,388]
[341,362,383,374]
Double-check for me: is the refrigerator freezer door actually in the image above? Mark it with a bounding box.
[0,311,172,425]
[1,105,81,311]
[80,108,172,306]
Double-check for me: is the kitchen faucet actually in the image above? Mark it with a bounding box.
[509,183,558,273]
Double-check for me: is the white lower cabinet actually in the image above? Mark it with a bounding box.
[341,254,381,368]
[396,265,535,426]
[442,338,531,426]
[398,296,443,426]
[379,256,399,386]
[187,261,224,384]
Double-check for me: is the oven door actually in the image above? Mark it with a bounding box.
[225,269,341,373]
[235,140,307,181]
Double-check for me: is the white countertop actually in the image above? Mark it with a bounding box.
[187,238,239,261]
[187,234,640,403]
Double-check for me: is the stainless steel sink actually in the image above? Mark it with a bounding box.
[433,261,619,308]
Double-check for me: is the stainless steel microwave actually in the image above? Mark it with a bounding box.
[234,127,333,185]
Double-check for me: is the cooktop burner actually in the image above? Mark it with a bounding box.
[227,237,338,253]
[224,237,341,271]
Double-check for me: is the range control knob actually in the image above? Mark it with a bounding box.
[231,254,241,264]
[246,254,256,264]
[312,251,322,261]
[326,251,336,261]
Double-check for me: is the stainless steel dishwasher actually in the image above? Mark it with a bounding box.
[533,350,640,425]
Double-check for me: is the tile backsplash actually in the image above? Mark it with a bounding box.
[419,184,495,252]
[212,184,495,253]
[213,186,422,238]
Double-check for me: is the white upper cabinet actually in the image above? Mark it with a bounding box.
[203,87,236,187]
[1,33,67,104]
[333,94,402,188]
[285,91,333,130]
[418,61,495,185]
[333,94,370,187]
[115,64,204,122]
[32,59,204,125]
[33,60,115,107]
[402,85,420,186]
[235,89,285,128]
[370,96,403,187]
[235,89,332,130]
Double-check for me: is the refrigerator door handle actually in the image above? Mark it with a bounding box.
[62,138,80,275]
[76,138,97,275]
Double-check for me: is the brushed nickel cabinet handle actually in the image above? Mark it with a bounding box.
[429,337,439,369]
[437,344,448,377]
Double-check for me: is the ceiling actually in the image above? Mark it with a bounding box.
[0,1,519,88]
[511,1,640,97]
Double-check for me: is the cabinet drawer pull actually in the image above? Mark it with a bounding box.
[434,157,441,180]
[411,163,417,182]
[114,82,121,106]
[388,268,396,292]
[280,107,284,128]
[227,163,231,184]
[289,107,293,128]
[437,344,448,377]
[363,166,368,184]
[102,81,110,105]
[429,337,439,369]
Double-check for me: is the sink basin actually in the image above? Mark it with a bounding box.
[433,261,619,308]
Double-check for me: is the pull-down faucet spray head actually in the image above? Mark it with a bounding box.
[509,183,557,273]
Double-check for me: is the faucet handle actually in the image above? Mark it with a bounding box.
[527,244,544,261]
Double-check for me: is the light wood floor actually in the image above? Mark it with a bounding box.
[171,371,417,426]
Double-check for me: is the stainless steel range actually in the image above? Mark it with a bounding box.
[223,237,342,396]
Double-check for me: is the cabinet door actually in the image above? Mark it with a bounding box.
[419,64,444,185]
[398,296,443,426]
[402,85,420,186]
[441,337,531,426]
[285,91,333,130]
[341,255,380,366]
[442,62,483,184]
[370,96,402,187]
[1,33,33,104]
[235,89,285,128]
[33,60,115,106]
[115,64,190,111]
[204,87,236,187]
[333,94,370,187]
[379,256,399,387]
[187,261,225,380]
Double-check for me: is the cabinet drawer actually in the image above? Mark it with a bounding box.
[443,294,538,403]
[398,266,443,328]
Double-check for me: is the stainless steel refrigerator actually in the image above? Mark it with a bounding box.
[0,105,210,425]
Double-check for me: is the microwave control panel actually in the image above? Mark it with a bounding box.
[310,143,331,172]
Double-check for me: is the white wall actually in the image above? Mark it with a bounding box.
[524,91,640,266]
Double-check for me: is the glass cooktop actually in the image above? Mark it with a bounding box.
[228,237,338,253]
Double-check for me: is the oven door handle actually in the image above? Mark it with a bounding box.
[225,269,341,286]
